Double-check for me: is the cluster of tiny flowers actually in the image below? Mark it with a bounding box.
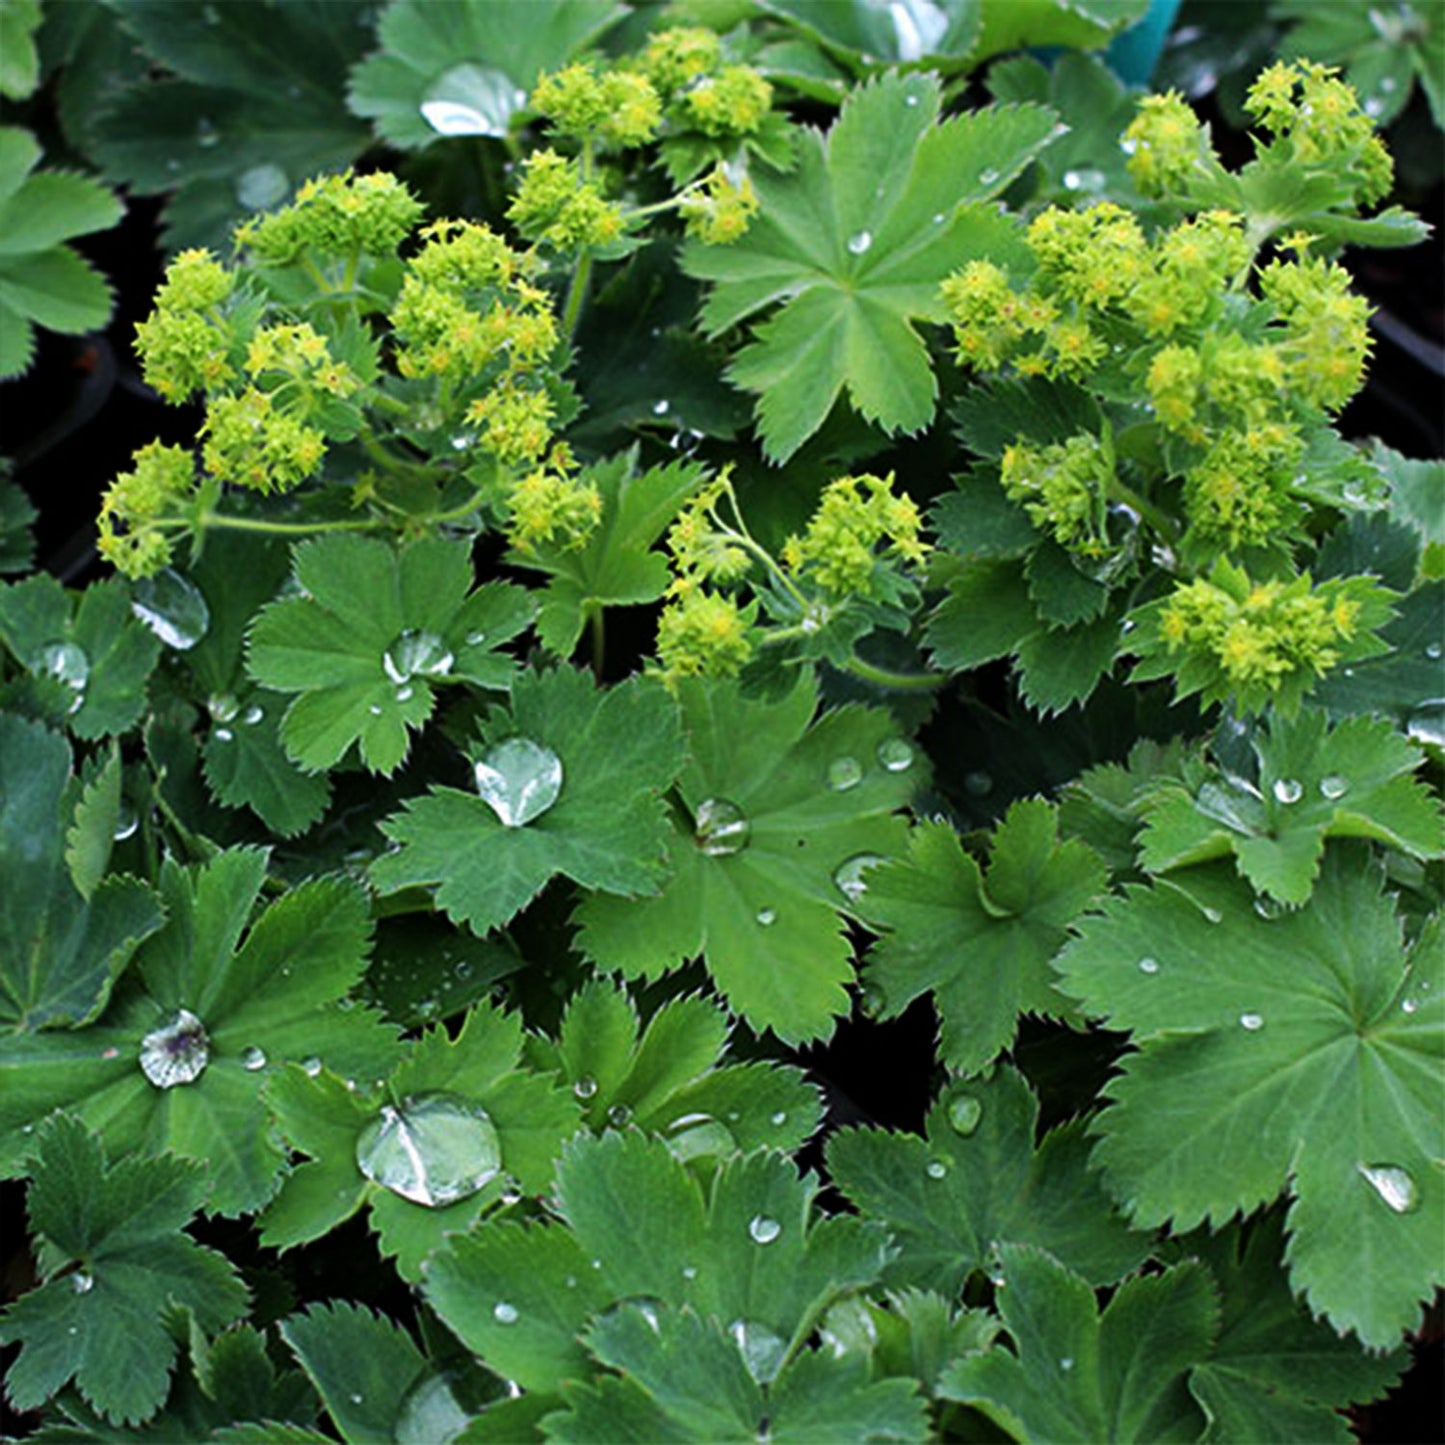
[1181,424,1302,553]
[1244,61,1392,205]
[1000,436,1115,554]
[679,164,759,245]
[781,474,928,599]
[1120,91,1213,198]
[636,27,773,139]
[1152,558,1386,711]
[96,442,194,577]
[507,149,624,253]
[132,248,236,401]
[245,322,359,404]
[200,390,325,494]
[666,477,753,587]
[655,588,757,682]
[234,170,424,264]
[530,62,661,147]
[504,451,603,556]
[1259,255,1374,411]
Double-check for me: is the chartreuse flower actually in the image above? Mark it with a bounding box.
[233,168,424,265]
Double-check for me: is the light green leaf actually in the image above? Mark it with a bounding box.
[1055,852,1445,1348]
[861,805,1107,1073]
[372,667,684,937]
[682,73,1054,460]
[939,1244,1213,1443]
[0,1117,247,1426]
[826,1066,1148,1295]
[0,714,163,1035]
[0,0,40,100]
[1137,710,1443,905]
[64,744,123,901]
[754,0,982,68]
[347,0,626,149]
[575,675,920,1043]
[247,534,533,775]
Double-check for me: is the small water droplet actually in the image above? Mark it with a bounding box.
[101,1046,120,1060]
[196,117,219,147]
[730,1318,787,1384]
[1138,957,1160,975]
[827,755,863,790]
[573,1075,598,1099]
[926,1159,948,1179]
[756,907,776,926]
[302,1056,323,1076]
[1202,905,1223,924]
[694,797,750,856]
[1405,700,1445,748]
[846,229,872,255]
[214,727,234,742]
[465,630,486,646]
[235,162,289,211]
[383,629,453,684]
[1059,1356,1074,1371]
[748,1214,781,1245]
[932,211,945,223]
[1358,1163,1418,1213]
[1239,1012,1264,1032]
[682,1264,698,1279]
[1402,998,1419,1015]
[113,803,138,842]
[368,704,383,715]
[1062,168,1105,192]
[876,737,914,773]
[356,1094,503,1208]
[493,1299,519,1324]
[132,568,211,649]
[947,1092,983,1136]
[243,704,264,725]
[240,1046,267,1072]
[1427,642,1443,661]
[978,167,1000,185]
[905,94,919,106]
[652,398,670,415]
[474,738,564,827]
[1254,895,1289,920]
[1272,778,1303,805]
[607,1103,633,1128]
[71,1272,93,1294]
[1319,775,1349,800]
[37,641,89,701]
[349,1393,364,1405]
[208,693,239,723]
[834,853,884,903]
[770,1110,787,1127]
[139,1009,210,1089]
[963,770,993,797]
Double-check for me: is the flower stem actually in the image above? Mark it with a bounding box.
[199,512,378,536]
[843,654,948,691]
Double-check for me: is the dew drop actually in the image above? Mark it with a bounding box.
[349,1393,364,1406]
[235,162,289,211]
[664,1112,735,1162]
[196,117,219,147]
[1319,775,1349,800]
[71,1272,93,1294]
[355,1094,503,1208]
[396,686,417,703]
[827,755,863,790]
[963,769,993,797]
[652,398,670,415]
[208,693,239,723]
[383,629,454,684]
[926,1159,948,1179]
[369,704,383,716]
[694,797,750,856]
[905,94,919,106]
[420,62,522,137]
[214,727,234,743]
[748,1214,781,1245]
[1427,642,1442,661]
[1202,905,1223,924]
[1272,778,1303,805]
[1402,998,1419,1015]
[607,1102,633,1128]
[876,737,914,773]
[1406,700,1445,748]
[834,853,884,903]
[131,568,210,648]
[682,1264,698,1280]
[978,166,1000,185]
[1059,1356,1074,1371]
[474,738,564,827]
[1357,1163,1418,1214]
[38,640,89,698]
[493,1301,519,1324]
[240,1045,267,1072]
[770,1110,787,1126]
[730,1318,787,1384]
[846,229,873,255]
[303,1056,323,1077]
[573,1075,598,1100]
[243,704,264,725]
[1062,167,1105,192]
[139,1009,210,1088]
[1137,957,1160,975]
[465,630,486,646]
[1238,1012,1264,1032]
[947,1092,983,1136]
[756,907,776,926]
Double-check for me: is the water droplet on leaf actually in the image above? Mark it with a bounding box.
[607,1102,633,1128]
[1405,700,1445,748]
[1238,1012,1264,1031]
[139,1009,210,1088]
[694,797,750,856]
[38,640,89,699]
[493,1301,519,1324]
[664,1112,735,1162]
[756,907,776,926]
[1319,775,1349,800]
[876,738,914,772]
[71,1272,93,1294]
[846,229,872,255]
[1138,957,1160,975]
[749,1214,781,1245]
[834,853,884,903]
[827,755,863,790]
[652,398,670,415]
[235,163,289,211]
[131,568,210,649]
[573,1075,597,1100]
[196,117,219,147]
[978,166,1000,185]
[474,738,564,827]
[730,1318,786,1384]
[355,1094,503,1208]
[926,1159,947,1179]
[1272,778,1303,804]
[964,770,993,797]
[383,629,454,683]
[1358,1162,1418,1213]
[947,1092,982,1136]
[240,1046,267,1072]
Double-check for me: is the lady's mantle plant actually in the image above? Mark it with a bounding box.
[1,8,1442,1442]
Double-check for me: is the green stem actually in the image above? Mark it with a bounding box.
[1107,478,1177,542]
[842,654,948,691]
[199,512,378,536]
[561,246,594,343]
[426,488,491,526]
[588,604,606,678]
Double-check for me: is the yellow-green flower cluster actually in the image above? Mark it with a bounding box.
[133,248,236,402]
[679,164,759,246]
[1120,91,1213,198]
[531,62,661,147]
[781,474,927,600]
[1000,435,1115,553]
[468,382,554,464]
[1160,565,1363,692]
[665,476,753,588]
[234,170,423,264]
[96,442,194,578]
[245,322,359,404]
[1181,424,1301,552]
[505,457,602,556]
[655,588,756,682]
[507,149,624,253]
[1260,256,1373,411]
[636,27,773,139]
[1245,61,1392,205]
[201,389,326,494]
